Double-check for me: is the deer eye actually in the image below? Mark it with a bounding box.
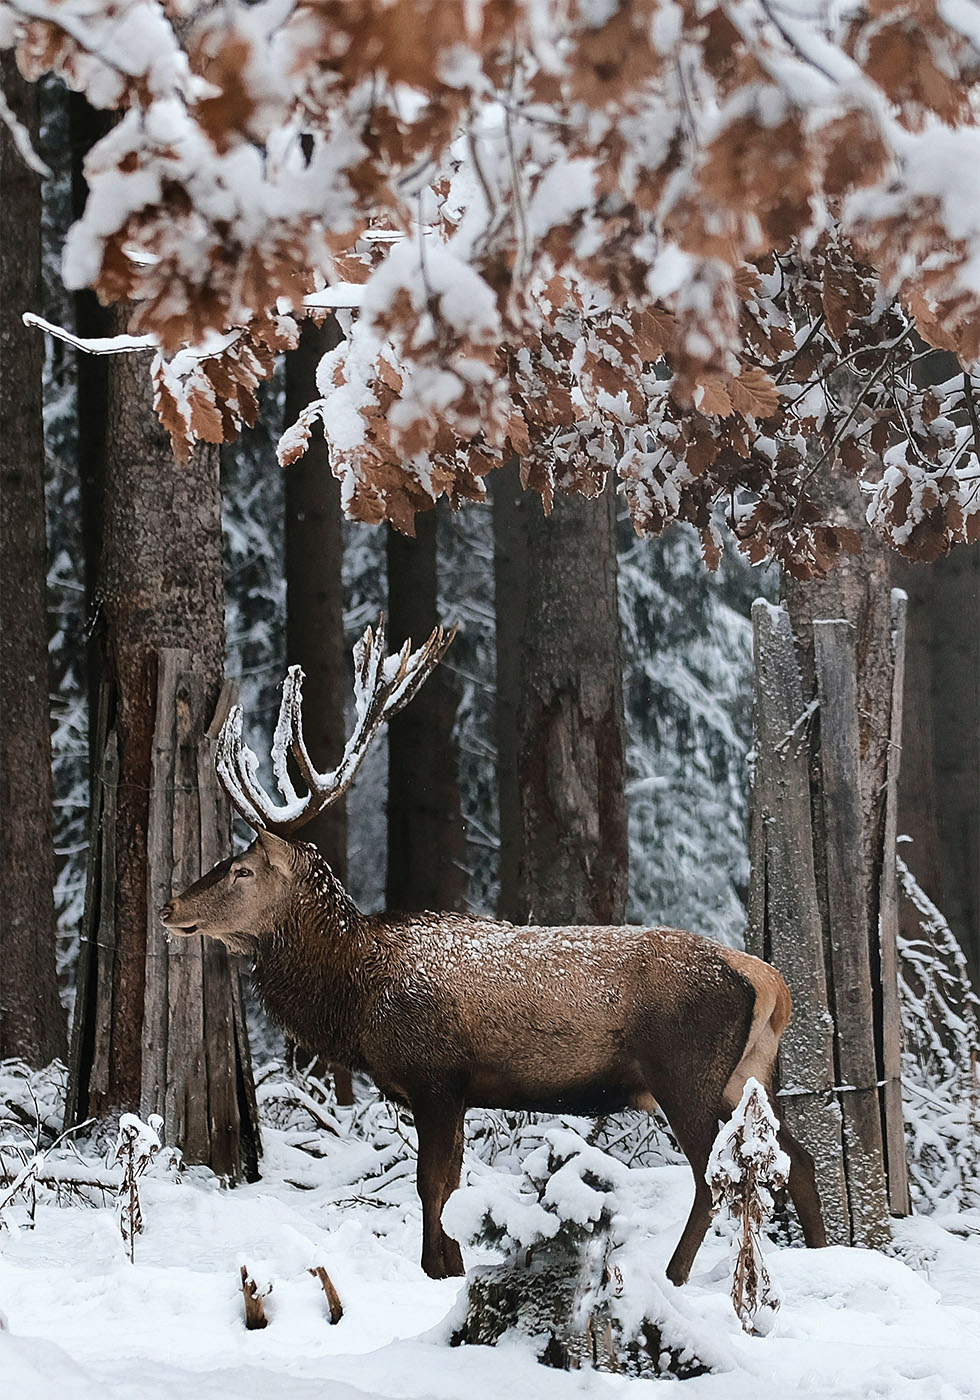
[232,867,253,881]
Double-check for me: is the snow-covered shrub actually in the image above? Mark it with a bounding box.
[113,1113,164,1263]
[445,1126,717,1378]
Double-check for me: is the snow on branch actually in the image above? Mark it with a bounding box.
[0,84,49,177]
[22,312,156,355]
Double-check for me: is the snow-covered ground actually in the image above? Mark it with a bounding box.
[3,1075,980,1400]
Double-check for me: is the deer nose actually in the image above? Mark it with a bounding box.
[160,901,175,922]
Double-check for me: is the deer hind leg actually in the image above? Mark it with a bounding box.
[718,971,827,1250]
[777,1121,827,1248]
[414,1095,466,1280]
[659,1105,719,1287]
[438,1111,466,1277]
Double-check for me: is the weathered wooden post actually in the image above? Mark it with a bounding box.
[878,591,910,1215]
[813,618,890,1244]
[142,651,260,1178]
[749,601,848,1243]
[749,591,909,1242]
[70,653,260,1180]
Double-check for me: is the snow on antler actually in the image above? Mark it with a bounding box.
[215,616,455,835]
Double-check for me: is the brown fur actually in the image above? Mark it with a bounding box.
[162,831,826,1282]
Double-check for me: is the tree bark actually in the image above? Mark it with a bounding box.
[893,548,980,984]
[69,92,111,622]
[284,317,348,876]
[284,316,354,1103]
[494,469,628,925]
[386,503,466,912]
[0,53,67,1066]
[67,318,258,1176]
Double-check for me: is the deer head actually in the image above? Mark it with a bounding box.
[161,616,455,943]
[160,829,299,953]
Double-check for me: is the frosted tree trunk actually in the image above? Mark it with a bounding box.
[494,468,627,925]
[66,318,259,1177]
[386,502,466,912]
[0,53,67,1066]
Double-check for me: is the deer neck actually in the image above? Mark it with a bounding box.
[252,855,372,1066]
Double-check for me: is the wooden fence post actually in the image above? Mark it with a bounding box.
[813,620,890,1246]
[750,596,910,1243]
[879,590,910,1215]
[142,650,260,1179]
[750,601,849,1243]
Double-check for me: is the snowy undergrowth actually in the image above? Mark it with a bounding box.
[4,1062,980,1399]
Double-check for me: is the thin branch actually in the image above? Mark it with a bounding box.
[0,87,51,178]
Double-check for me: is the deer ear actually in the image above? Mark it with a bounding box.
[256,829,294,875]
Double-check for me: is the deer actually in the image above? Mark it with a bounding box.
[161,618,826,1283]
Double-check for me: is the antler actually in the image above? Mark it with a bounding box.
[215,615,456,836]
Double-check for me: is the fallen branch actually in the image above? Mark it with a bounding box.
[309,1265,344,1324]
[256,1083,343,1136]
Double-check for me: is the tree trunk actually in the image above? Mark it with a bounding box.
[69,93,111,623]
[66,320,259,1176]
[0,53,67,1066]
[283,317,354,1104]
[893,548,980,984]
[283,317,347,877]
[494,469,628,925]
[386,503,466,912]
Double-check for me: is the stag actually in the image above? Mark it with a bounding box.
[162,619,826,1282]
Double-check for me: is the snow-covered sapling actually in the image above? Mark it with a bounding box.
[446,1127,712,1378]
[707,1078,789,1334]
[113,1113,163,1263]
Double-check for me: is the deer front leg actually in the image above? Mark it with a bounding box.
[414,1096,466,1280]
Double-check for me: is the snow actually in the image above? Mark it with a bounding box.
[5,1073,980,1400]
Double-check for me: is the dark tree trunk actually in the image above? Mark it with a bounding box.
[893,548,980,984]
[493,469,627,925]
[283,317,355,1104]
[69,92,111,621]
[0,54,67,1066]
[386,503,466,912]
[283,317,348,878]
[67,318,258,1176]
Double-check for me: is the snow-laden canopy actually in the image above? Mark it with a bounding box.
[4,0,980,571]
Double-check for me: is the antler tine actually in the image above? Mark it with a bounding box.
[213,618,457,839]
[215,680,325,836]
[215,704,288,834]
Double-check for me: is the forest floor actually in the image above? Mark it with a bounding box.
[2,1065,980,1400]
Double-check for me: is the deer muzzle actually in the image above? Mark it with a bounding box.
[159,901,198,935]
